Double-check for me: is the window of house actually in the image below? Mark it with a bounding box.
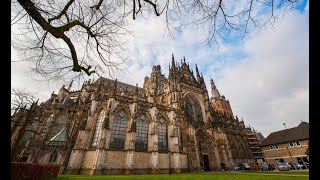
[109,110,128,149]
[296,141,301,146]
[158,118,168,152]
[289,142,294,147]
[92,111,105,146]
[135,115,148,150]
[269,145,278,150]
[48,151,58,163]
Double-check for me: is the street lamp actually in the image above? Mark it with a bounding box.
[283,123,287,129]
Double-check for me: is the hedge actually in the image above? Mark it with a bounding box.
[11,162,61,180]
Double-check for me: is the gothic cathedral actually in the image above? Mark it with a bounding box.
[11,55,258,174]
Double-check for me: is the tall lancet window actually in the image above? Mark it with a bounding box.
[109,110,128,149]
[41,114,54,140]
[178,126,183,151]
[135,115,149,150]
[92,110,105,146]
[158,118,168,152]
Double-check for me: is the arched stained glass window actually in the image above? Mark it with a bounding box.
[135,115,148,150]
[184,93,203,123]
[158,118,168,152]
[109,110,128,149]
[92,111,105,146]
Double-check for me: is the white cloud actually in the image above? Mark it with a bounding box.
[213,10,308,137]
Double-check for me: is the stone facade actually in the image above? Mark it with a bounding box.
[11,55,258,174]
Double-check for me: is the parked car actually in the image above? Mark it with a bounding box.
[268,164,276,171]
[288,162,297,170]
[233,165,240,170]
[277,162,291,171]
[261,162,269,171]
[238,163,251,170]
[286,162,292,169]
[296,163,304,169]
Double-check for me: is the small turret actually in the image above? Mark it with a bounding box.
[211,78,221,98]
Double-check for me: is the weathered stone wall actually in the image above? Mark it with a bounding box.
[133,152,150,169]
[104,151,126,169]
[179,154,188,168]
[81,151,95,169]
[158,153,169,169]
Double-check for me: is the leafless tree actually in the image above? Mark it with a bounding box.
[12,0,299,80]
[11,88,36,114]
[11,98,39,161]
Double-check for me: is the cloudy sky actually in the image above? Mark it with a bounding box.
[11,0,309,137]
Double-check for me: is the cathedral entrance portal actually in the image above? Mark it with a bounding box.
[203,155,210,171]
[196,129,216,171]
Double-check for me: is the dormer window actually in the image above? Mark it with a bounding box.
[289,141,301,147]
[269,144,278,150]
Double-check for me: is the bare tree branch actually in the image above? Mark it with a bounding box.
[12,0,299,81]
[48,0,75,23]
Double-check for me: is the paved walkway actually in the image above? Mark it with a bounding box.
[239,172,309,177]
[206,170,309,177]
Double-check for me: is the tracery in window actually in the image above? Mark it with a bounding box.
[184,93,203,123]
[92,111,105,146]
[135,115,148,150]
[109,110,128,149]
[158,118,168,152]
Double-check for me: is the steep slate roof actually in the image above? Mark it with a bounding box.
[260,122,309,146]
[97,77,145,95]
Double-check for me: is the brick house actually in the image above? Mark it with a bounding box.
[260,122,309,168]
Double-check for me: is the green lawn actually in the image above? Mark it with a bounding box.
[55,172,308,180]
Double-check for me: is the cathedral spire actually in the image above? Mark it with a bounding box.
[171,53,175,68]
[211,78,220,98]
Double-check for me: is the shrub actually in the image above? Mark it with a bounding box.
[11,162,60,180]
